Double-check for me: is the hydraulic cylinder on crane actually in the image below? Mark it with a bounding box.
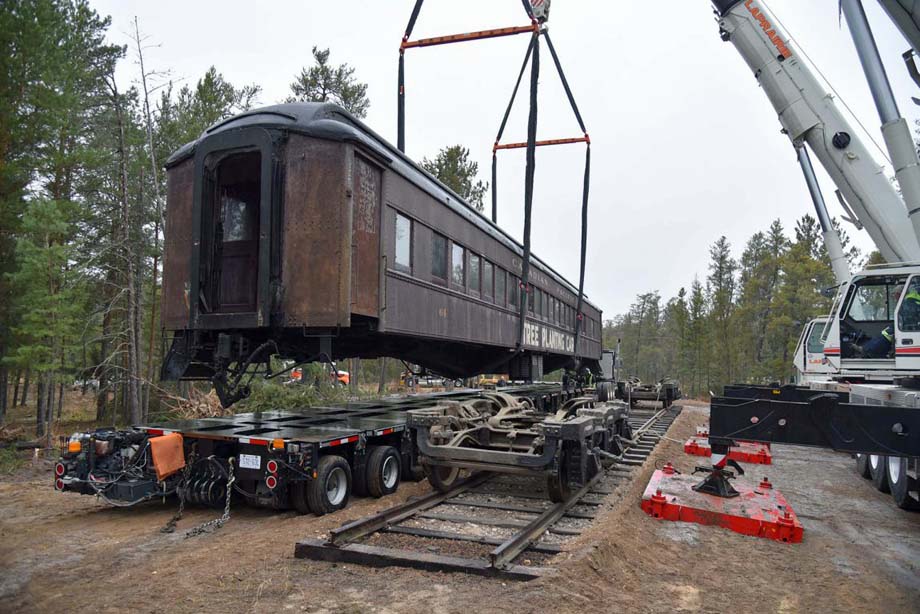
[712,0,920,263]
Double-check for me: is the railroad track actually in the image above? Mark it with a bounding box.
[295,404,681,580]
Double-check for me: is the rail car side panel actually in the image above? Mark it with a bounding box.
[282,135,351,327]
[162,159,194,330]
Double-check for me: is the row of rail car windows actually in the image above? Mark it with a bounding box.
[392,209,600,340]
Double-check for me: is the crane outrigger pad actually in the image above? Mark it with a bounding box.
[684,430,773,465]
[640,467,803,543]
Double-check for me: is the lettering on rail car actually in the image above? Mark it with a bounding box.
[524,322,574,353]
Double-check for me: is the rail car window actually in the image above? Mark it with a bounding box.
[543,292,549,320]
[431,233,448,283]
[553,298,559,324]
[395,213,412,274]
[483,261,494,301]
[535,289,543,317]
[469,254,481,295]
[528,287,535,314]
[510,276,519,307]
[451,243,465,288]
[495,269,506,307]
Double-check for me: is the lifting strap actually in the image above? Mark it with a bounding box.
[517,32,541,352]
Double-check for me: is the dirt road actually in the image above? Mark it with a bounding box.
[1,404,918,613]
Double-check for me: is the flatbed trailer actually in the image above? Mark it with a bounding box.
[55,384,582,516]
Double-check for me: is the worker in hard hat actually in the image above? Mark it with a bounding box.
[861,284,912,358]
[898,279,920,333]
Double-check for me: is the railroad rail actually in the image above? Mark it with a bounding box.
[295,404,682,580]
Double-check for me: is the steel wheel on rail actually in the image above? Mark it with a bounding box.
[366,445,401,498]
[547,472,571,503]
[887,456,920,510]
[306,455,351,516]
[855,454,871,479]
[869,454,891,494]
[427,465,460,493]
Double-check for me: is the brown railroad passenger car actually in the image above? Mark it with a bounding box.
[160,103,602,404]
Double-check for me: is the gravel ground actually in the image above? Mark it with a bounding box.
[1,402,918,613]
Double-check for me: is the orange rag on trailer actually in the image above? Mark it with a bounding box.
[150,433,185,481]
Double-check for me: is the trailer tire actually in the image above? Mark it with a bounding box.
[855,454,871,479]
[366,446,401,498]
[887,456,920,510]
[869,454,890,494]
[307,455,351,516]
[427,465,460,493]
[290,481,311,514]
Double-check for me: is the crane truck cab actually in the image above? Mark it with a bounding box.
[821,263,920,381]
[793,318,836,384]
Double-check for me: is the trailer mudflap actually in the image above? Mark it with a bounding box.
[150,433,186,480]
[640,467,803,543]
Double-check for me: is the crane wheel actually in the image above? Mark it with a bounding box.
[855,454,871,479]
[869,455,890,494]
[886,456,920,511]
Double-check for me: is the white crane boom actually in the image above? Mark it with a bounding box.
[713,0,920,264]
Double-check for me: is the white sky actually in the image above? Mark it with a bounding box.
[94,0,920,317]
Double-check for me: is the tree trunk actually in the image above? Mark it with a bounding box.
[109,76,143,425]
[0,366,7,422]
[12,369,21,407]
[57,380,64,420]
[378,358,387,394]
[21,369,30,406]
[36,379,45,437]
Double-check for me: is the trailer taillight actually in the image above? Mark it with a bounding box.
[55,478,64,491]
[266,460,278,474]
[55,463,66,477]
[265,475,278,490]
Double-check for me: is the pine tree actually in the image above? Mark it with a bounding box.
[287,47,370,117]
[421,145,489,212]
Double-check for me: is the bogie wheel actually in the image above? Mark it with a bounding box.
[855,454,871,479]
[366,445,401,498]
[427,465,461,492]
[547,473,571,503]
[307,455,351,516]
[290,481,311,514]
[869,454,890,494]
[887,456,920,510]
[597,382,612,403]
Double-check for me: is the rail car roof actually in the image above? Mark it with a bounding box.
[164,102,598,312]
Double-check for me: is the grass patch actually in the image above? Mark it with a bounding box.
[0,446,26,475]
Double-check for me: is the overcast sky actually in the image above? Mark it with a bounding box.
[94,0,919,317]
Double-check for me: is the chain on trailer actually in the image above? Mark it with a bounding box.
[161,454,238,538]
[395,0,594,373]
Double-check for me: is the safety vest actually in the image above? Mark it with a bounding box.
[882,326,893,342]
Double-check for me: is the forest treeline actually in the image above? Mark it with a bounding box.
[0,1,491,433]
[603,216,875,398]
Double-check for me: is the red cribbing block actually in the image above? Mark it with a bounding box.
[683,435,773,465]
[640,469,803,543]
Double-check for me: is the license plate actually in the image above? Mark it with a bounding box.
[239,453,261,470]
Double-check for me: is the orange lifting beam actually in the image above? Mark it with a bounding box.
[493,135,590,152]
[401,24,538,50]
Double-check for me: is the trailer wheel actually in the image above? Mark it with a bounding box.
[887,456,920,510]
[307,455,351,516]
[366,446,401,498]
[427,465,460,492]
[290,481,311,514]
[597,382,613,403]
[869,454,890,494]
[855,454,871,479]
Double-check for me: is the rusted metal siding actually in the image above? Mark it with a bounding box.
[162,159,194,330]
[381,170,601,361]
[349,153,381,318]
[281,135,351,327]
